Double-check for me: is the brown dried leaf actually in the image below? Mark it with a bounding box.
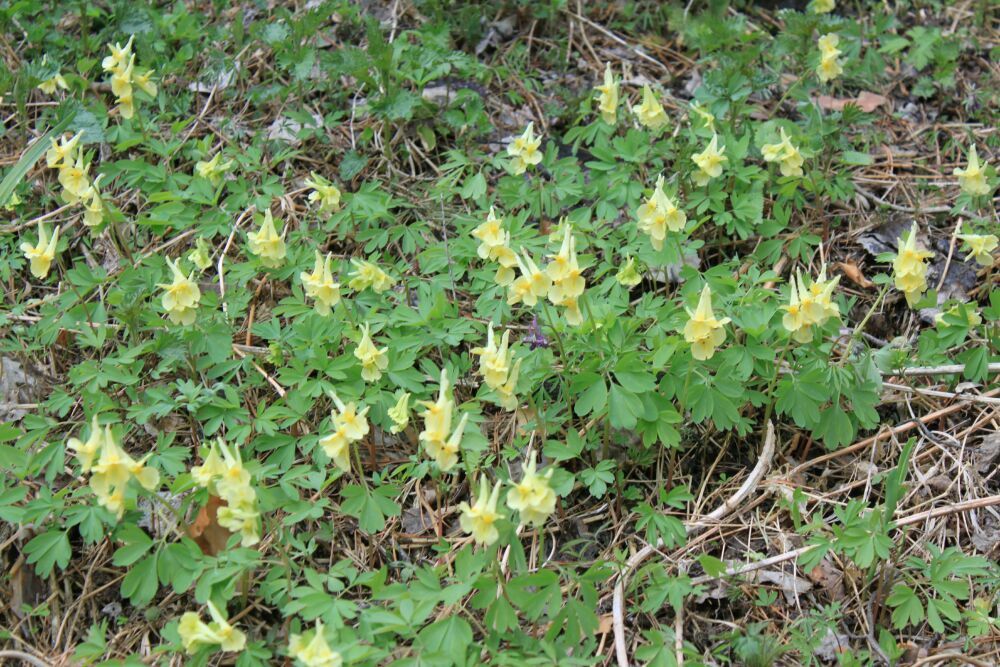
[188,495,232,556]
[835,261,874,289]
[816,91,889,112]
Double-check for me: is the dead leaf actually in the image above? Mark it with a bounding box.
[808,558,846,601]
[597,614,614,635]
[835,261,873,288]
[816,91,889,112]
[188,495,232,556]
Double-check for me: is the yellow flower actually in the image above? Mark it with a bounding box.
[957,233,997,266]
[348,258,395,293]
[508,122,543,175]
[133,69,157,97]
[20,222,59,279]
[158,257,201,325]
[419,370,469,471]
[495,358,522,411]
[818,33,841,59]
[491,244,518,286]
[616,256,642,287]
[102,36,134,73]
[195,154,233,186]
[216,503,260,546]
[506,450,556,527]
[508,251,551,307]
[472,206,507,259]
[304,172,342,214]
[953,145,991,196]
[188,237,213,271]
[816,34,843,83]
[637,174,686,250]
[83,185,104,228]
[388,392,411,434]
[632,85,668,130]
[300,251,341,315]
[459,476,504,546]
[247,209,287,268]
[781,276,814,344]
[761,128,805,178]
[692,135,728,186]
[803,267,841,325]
[811,0,835,12]
[892,223,934,307]
[89,425,159,518]
[177,602,246,655]
[110,54,134,98]
[190,439,226,489]
[594,62,619,125]
[472,322,513,390]
[354,323,389,383]
[58,151,94,203]
[689,102,715,131]
[46,131,83,169]
[288,619,343,667]
[547,224,585,296]
[683,285,730,361]
[319,393,370,472]
[37,57,68,95]
[67,415,106,473]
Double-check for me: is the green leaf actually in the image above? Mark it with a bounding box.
[697,554,728,578]
[417,615,472,663]
[573,374,607,417]
[340,484,401,533]
[887,585,924,628]
[608,383,642,429]
[24,529,72,578]
[121,554,159,607]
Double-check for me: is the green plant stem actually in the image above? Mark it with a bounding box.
[761,341,791,425]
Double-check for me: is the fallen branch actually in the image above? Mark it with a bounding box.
[896,362,1000,377]
[612,422,776,667]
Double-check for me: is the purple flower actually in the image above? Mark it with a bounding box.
[524,316,549,349]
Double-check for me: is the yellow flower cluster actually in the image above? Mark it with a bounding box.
[816,33,844,83]
[781,268,841,343]
[953,144,991,196]
[683,285,730,360]
[472,323,522,411]
[318,393,370,473]
[103,36,156,119]
[594,63,619,125]
[957,233,997,267]
[304,172,342,214]
[546,225,586,325]
[637,174,686,250]
[459,476,504,546]
[690,102,715,131]
[37,56,68,94]
[692,134,728,186]
[67,415,159,518]
[247,209,287,268]
[354,323,389,383]
[288,619,343,667]
[507,250,550,307]
[348,258,395,293]
[300,252,341,315]
[811,0,835,12]
[892,223,935,307]
[472,206,518,286]
[47,131,100,213]
[418,370,469,472]
[508,123,543,175]
[195,154,233,187]
[178,602,246,655]
[158,257,201,325]
[191,438,261,547]
[761,128,805,178]
[20,222,59,279]
[632,85,668,130]
[505,451,556,527]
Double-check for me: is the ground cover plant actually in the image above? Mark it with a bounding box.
[0,0,998,665]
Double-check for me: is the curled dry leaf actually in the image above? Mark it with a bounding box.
[835,261,874,288]
[188,494,232,556]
